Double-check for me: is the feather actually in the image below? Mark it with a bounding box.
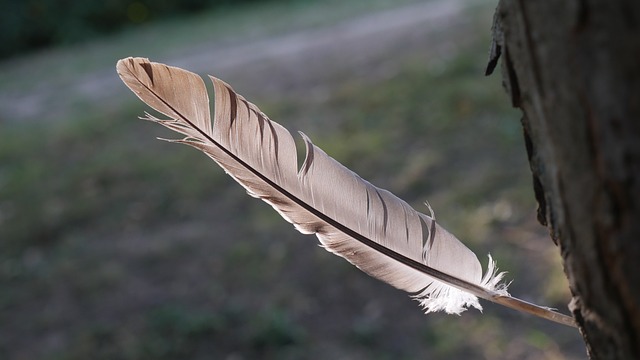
[116,57,576,327]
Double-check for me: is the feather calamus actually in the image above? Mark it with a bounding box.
[116,57,576,327]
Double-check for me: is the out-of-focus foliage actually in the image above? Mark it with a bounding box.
[0,0,288,59]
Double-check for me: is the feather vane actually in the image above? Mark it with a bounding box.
[116,57,576,327]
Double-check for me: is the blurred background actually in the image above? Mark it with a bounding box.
[0,0,586,358]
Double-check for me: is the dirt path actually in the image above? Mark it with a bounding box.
[1,0,482,123]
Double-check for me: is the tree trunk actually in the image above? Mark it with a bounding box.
[488,1,640,359]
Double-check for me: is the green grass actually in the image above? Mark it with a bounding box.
[0,110,226,254]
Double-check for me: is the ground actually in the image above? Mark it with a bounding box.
[0,0,585,359]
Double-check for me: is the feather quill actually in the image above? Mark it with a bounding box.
[116,57,576,327]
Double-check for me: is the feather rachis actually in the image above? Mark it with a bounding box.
[117,57,578,327]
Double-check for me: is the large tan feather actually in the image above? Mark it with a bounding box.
[116,57,576,326]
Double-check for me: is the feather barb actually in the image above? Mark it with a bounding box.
[116,57,576,328]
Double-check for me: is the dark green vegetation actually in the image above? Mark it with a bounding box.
[1,0,284,59]
[0,1,584,358]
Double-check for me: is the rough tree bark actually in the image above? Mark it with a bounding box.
[486,1,640,359]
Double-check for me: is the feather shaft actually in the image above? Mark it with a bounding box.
[116,57,576,328]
